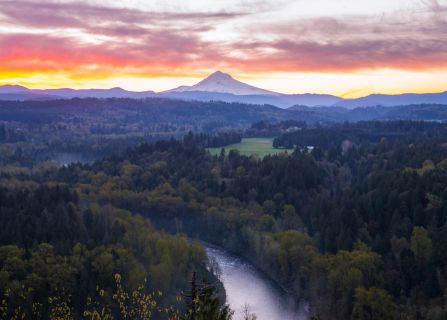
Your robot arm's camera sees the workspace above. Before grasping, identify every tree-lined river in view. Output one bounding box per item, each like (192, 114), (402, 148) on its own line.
(205, 245), (309, 320)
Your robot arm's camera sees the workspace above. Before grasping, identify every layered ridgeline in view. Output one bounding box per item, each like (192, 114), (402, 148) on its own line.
(1, 121), (447, 319)
(2, 71), (447, 108)
(0, 72), (341, 107)
(2, 98), (447, 168)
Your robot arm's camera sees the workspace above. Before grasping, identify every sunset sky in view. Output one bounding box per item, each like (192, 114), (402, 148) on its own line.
(1, 0), (446, 98)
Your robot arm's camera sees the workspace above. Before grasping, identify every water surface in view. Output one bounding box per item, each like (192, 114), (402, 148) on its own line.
(205, 245), (309, 320)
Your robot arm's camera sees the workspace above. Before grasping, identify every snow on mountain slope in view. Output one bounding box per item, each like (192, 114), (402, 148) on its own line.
(166, 71), (280, 96)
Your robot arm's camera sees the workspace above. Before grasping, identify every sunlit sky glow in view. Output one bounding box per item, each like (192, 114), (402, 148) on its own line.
(1, 0), (446, 97)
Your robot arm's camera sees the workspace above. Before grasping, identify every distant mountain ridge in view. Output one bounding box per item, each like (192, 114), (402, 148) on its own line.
(35, 87), (156, 99)
(158, 91), (341, 108)
(0, 85), (156, 100)
(1, 71), (447, 108)
(334, 92), (447, 108)
(0, 85), (29, 94)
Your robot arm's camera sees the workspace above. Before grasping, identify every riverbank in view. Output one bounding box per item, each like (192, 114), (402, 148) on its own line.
(204, 243), (309, 320)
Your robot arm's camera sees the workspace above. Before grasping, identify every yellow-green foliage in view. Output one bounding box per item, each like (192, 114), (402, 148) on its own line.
(352, 287), (398, 320)
(0, 273), (184, 320)
(404, 159), (436, 176)
(311, 242), (382, 319)
(0, 205), (206, 320)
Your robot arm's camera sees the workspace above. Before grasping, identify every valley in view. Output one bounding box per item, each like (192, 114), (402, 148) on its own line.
(1, 1), (447, 318)
(2, 118), (447, 319)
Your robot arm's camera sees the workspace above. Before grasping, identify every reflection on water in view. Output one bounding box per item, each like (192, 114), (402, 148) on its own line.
(206, 246), (309, 320)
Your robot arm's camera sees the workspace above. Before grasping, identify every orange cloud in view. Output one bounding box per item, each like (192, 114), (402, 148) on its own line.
(0, 0), (446, 93)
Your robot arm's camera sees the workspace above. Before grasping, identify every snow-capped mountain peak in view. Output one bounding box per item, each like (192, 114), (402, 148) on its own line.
(166, 71), (280, 96)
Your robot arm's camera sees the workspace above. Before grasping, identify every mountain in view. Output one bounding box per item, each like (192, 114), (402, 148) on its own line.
(0, 85), (29, 94)
(2, 73), (446, 109)
(162, 71), (342, 108)
(335, 92), (447, 108)
(0, 85), (60, 101)
(0, 85), (156, 100)
(0, 74), (342, 107)
(165, 71), (279, 96)
(36, 87), (156, 99)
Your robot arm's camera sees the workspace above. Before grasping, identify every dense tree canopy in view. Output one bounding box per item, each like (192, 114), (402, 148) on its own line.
(1, 120), (447, 319)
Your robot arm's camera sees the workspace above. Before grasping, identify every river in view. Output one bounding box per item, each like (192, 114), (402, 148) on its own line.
(205, 245), (309, 320)
(54, 154), (308, 319)
(49, 152), (308, 318)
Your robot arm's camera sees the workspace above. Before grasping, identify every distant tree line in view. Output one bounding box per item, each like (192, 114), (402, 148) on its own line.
(193, 132), (242, 148)
(245, 120), (307, 137)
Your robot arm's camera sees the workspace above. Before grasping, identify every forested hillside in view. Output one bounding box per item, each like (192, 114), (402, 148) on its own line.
(1, 98), (447, 167)
(0, 185), (225, 319)
(1, 121), (447, 319)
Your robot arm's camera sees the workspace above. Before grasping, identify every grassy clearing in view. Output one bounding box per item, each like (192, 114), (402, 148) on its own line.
(207, 138), (294, 158)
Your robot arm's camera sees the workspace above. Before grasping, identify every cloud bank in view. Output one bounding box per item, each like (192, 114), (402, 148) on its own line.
(0, 0), (446, 92)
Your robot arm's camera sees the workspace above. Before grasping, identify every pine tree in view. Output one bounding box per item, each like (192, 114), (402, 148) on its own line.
(184, 272), (233, 320)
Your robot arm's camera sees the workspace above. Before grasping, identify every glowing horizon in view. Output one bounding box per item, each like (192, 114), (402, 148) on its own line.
(1, 0), (447, 98)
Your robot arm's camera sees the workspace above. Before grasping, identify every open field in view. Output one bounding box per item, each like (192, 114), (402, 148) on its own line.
(207, 138), (294, 158)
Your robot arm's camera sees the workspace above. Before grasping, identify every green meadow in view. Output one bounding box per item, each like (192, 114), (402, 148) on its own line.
(207, 138), (294, 158)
